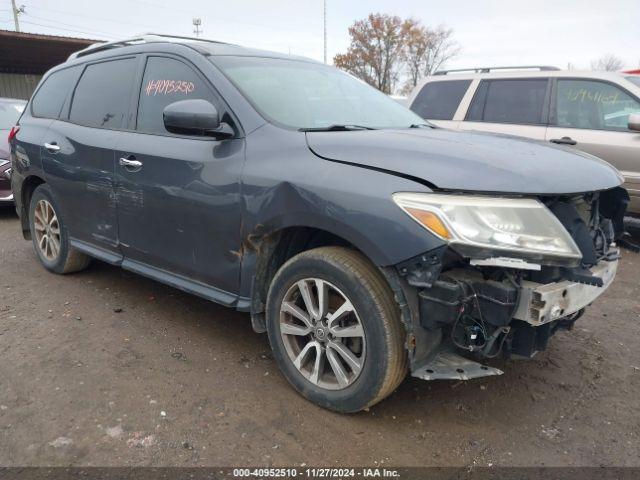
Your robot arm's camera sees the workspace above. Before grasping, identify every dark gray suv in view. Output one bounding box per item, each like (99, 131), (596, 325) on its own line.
(9, 34), (628, 412)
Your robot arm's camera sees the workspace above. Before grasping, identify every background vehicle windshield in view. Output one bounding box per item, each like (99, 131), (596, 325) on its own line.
(214, 56), (426, 130)
(626, 76), (640, 88)
(0, 101), (25, 129)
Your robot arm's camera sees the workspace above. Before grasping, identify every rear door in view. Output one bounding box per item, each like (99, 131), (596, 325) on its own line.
(12, 68), (80, 207)
(42, 56), (138, 256)
(546, 78), (640, 212)
(460, 78), (550, 140)
(408, 79), (472, 129)
(114, 54), (245, 296)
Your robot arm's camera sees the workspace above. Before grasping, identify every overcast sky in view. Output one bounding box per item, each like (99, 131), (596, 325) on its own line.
(2, 0), (638, 71)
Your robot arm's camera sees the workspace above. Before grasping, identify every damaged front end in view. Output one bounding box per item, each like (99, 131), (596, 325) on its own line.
(390, 187), (628, 381)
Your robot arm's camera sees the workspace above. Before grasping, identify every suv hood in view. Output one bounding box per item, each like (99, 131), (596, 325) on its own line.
(306, 128), (623, 195)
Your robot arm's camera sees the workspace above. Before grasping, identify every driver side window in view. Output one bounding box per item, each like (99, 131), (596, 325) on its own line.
(556, 79), (640, 131)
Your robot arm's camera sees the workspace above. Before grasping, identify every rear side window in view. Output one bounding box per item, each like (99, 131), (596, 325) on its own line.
(70, 58), (137, 129)
(136, 56), (216, 135)
(31, 67), (79, 119)
(410, 80), (471, 120)
(466, 79), (548, 125)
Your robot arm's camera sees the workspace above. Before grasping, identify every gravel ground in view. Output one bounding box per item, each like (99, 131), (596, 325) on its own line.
(0, 206), (639, 467)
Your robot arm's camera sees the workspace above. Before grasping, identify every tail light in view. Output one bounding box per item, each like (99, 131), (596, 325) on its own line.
(8, 126), (20, 143)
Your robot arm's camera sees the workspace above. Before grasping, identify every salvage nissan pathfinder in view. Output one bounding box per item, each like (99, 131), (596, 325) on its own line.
(8, 34), (628, 412)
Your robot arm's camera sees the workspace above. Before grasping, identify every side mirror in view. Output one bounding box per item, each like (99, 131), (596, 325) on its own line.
(163, 99), (234, 139)
(628, 113), (640, 132)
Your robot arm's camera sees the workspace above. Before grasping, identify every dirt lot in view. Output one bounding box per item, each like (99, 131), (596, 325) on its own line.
(0, 206), (639, 468)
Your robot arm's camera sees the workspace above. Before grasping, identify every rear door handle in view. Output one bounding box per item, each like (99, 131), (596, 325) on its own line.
(550, 136), (577, 146)
(44, 142), (60, 153)
(119, 157), (143, 169)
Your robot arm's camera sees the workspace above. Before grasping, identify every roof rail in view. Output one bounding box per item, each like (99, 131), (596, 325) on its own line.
(433, 65), (560, 75)
(67, 33), (233, 60)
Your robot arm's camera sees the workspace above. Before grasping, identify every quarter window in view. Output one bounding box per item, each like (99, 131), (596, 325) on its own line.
(410, 80), (471, 120)
(136, 57), (216, 135)
(556, 79), (640, 131)
(31, 67), (79, 119)
(69, 58), (137, 129)
(467, 79), (548, 125)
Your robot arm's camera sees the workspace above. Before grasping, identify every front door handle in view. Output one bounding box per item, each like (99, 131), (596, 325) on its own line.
(44, 142), (60, 153)
(119, 157), (143, 169)
(550, 136), (577, 146)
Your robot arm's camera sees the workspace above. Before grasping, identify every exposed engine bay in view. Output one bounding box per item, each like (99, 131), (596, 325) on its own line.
(394, 187), (629, 381)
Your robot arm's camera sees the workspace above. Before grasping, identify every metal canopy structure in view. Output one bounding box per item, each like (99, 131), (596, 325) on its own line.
(0, 30), (99, 74)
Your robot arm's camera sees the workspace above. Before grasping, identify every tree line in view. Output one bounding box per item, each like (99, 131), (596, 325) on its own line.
(333, 14), (636, 95)
(333, 13), (459, 95)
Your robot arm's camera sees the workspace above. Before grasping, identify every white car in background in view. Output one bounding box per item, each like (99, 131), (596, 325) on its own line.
(407, 66), (640, 215)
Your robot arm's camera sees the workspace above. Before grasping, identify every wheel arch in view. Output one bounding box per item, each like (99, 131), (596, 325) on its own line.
(245, 223), (372, 333)
(18, 174), (46, 239)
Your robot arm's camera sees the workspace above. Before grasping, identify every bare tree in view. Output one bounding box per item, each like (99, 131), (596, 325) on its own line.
(402, 24), (459, 92)
(334, 13), (410, 94)
(591, 53), (625, 71)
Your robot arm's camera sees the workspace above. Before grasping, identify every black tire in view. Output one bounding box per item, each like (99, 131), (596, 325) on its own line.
(29, 184), (90, 274)
(266, 246), (407, 413)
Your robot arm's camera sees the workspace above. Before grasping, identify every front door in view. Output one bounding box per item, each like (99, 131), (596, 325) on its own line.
(546, 78), (640, 212)
(115, 55), (244, 296)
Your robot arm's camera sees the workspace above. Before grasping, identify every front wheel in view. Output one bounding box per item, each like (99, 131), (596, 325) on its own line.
(266, 246), (407, 412)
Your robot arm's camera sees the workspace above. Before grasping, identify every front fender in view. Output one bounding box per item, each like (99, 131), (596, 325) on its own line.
(238, 126), (446, 298)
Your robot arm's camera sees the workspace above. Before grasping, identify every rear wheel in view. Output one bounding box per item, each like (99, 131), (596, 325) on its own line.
(266, 246), (407, 412)
(29, 184), (90, 274)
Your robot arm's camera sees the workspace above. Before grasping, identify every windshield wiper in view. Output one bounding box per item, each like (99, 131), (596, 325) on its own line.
(299, 124), (376, 132)
(409, 123), (436, 129)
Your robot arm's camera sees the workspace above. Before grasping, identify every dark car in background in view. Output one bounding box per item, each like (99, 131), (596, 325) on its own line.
(8, 35), (628, 412)
(1, 98), (26, 204)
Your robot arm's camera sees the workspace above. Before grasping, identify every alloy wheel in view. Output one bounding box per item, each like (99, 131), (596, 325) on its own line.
(33, 199), (61, 261)
(279, 278), (366, 390)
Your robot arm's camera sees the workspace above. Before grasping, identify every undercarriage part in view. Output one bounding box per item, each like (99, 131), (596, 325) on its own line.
(411, 349), (503, 381)
(418, 269), (518, 329)
(506, 313), (580, 358)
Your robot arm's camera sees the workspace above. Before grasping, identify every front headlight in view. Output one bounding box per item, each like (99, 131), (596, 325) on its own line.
(393, 192), (582, 264)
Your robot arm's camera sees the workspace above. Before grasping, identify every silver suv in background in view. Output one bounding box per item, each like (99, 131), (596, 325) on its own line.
(407, 67), (640, 215)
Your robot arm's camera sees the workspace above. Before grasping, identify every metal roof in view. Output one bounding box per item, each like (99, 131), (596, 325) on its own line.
(0, 30), (99, 74)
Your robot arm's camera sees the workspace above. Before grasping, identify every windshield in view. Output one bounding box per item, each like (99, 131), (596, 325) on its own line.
(626, 76), (640, 88)
(0, 101), (25, 129)
(214, 56), (426, 130)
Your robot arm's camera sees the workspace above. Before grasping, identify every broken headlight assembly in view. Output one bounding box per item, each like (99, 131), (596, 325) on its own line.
(393, 193), (582, 266)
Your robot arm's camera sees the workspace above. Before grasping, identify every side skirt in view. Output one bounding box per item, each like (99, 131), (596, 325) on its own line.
(70, 238), (251, 311)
